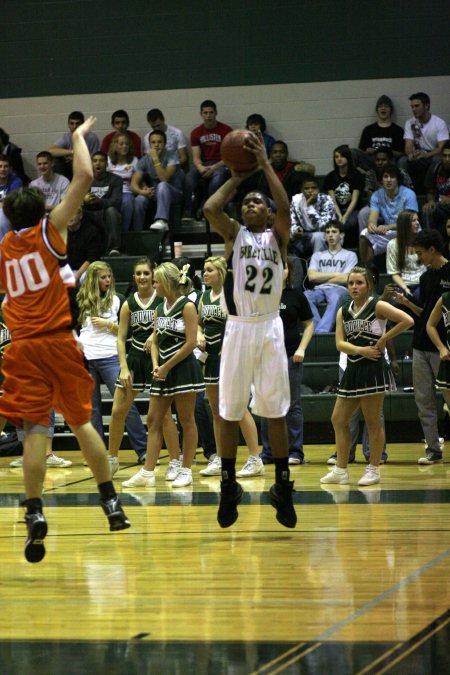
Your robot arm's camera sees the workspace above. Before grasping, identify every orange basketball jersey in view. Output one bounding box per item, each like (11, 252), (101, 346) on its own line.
(0, 216), (76, 340)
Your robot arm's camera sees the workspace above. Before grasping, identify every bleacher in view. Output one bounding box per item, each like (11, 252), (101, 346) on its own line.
(51, 197), (443, 450)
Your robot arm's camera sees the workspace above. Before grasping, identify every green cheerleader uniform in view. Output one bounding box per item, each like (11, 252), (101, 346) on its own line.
(199, 289), (226, 384)
(117, 291), (163, 391)
(338, 296), (396, 398)
(151, 296), (204, 397)
(436, 291), (450, 389)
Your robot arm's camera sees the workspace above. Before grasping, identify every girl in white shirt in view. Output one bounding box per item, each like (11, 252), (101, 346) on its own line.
(108, 133), (138, 232)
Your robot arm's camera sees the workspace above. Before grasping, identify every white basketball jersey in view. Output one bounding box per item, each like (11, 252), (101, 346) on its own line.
(223, 226), (283, 316)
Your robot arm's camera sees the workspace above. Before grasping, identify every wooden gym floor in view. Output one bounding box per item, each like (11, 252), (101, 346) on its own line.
(0, 443), (449, 674)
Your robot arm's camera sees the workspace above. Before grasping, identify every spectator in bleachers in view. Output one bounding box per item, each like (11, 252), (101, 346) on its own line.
(304, 222), (357, 333)
(386, 209), (426, 301)
(353, 95), (404, 171)
(67, 208), (104, 283)
(0, 154), (22, 240)
(324, 145), (363, 247)
(246, 113), (275, 157)
(398, 92), (449, 193)
(182, 99), (232, 223)
(29, 151), (69, 211)
(364, 146), (413, 199)
(107, 133), (138, 233)
(392, 229), (450, 464)
(289, 175), (336, 257)
(235, 141), (302, 212)
(423, 141), (450, 235)
(131, 129), (184, 232)
(83, 151), (122, 255)
(49, 111), (100, 180)
(269, 141), (302, 199)
(143, 108), (188, 170)
(0, 128), (29, 184)
(359, 165), (418, 263)
(101, 109), (141, 158)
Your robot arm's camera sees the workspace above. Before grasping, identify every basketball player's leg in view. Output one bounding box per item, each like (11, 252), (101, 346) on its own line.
(206, 384), (222, 455)
(217, 417), (243, 529)
(21, 424), (49, 563)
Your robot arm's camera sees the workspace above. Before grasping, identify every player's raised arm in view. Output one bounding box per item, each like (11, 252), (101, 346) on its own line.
(244, 132), (290, 246)
(49, 116), (96, 237)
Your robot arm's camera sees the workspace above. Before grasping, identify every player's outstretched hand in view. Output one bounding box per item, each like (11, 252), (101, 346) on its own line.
(73, 115), (97, 138)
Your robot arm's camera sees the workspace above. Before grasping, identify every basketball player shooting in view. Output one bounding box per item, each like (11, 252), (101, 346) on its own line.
(203, 131), (297, 529)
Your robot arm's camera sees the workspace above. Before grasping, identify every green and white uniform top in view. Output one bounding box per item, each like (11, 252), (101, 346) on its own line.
(342, 297), (387, 363)
(338, 296), (396, 398)
(128, 290), (163, 353)
(199, 289), (226, 357)
(151, 295), (204, 397)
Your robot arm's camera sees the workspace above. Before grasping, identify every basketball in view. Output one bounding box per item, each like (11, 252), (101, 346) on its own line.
(221, 129), (258, 173)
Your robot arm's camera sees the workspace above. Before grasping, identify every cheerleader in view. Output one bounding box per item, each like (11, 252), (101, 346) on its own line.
(321, 266), (413, 486)
(123, 263), (204, 488)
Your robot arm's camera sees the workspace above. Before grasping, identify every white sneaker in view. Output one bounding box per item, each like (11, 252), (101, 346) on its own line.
(172, 467), (193, 488)
(122, 468), (155, 488)
(46, 453), (73, 467)
(108, 456), (119, 476)
(320, 467), (350, 484)
(150, 219), (168, 231)
(358, 464), (380, 486)
(9, 456), (23, 467)
(165, 459), (181, 481)
(199, 455), (222, 476)
(236, 455), (265, 477)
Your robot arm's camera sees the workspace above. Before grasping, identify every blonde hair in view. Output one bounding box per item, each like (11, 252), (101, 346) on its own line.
(108, 132), (134, 164)
(347, 265), (376, 295)
(204, 256), (227, 286)
(295, 161), (316, 175)
(76, 261), (116, 325)
(154, 262), (193, 296)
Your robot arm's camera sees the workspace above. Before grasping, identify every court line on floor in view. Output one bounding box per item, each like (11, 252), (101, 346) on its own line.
(253, 545), (450, 674)
(315, 545), (450, 641)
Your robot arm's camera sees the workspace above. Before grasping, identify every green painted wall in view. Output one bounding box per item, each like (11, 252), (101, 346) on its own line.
(3, 0), (449, 99)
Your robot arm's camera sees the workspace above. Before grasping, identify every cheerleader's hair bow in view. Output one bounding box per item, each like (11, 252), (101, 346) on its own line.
(179, 264), (190, 284)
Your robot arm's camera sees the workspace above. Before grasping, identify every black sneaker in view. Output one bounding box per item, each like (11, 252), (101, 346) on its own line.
(101, 497), (131, 531)
(24, 512), (48, 563)
(269, 481), (297, 529)
(217, 481), (243, 528)
(418, 450), (443, 465)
